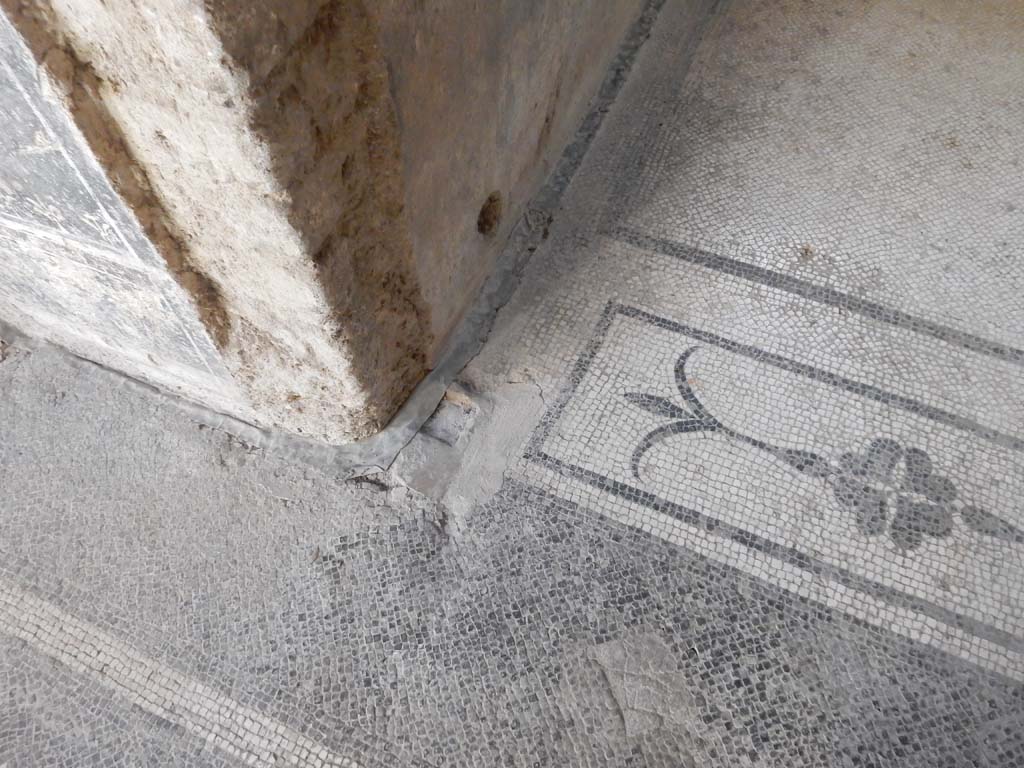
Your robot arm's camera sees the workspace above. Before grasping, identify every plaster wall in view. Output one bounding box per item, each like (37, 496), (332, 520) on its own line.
(370, 0), (647, 352)
(0, 0), (646, 439)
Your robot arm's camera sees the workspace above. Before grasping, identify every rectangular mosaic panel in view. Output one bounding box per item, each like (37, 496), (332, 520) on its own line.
(526, 302), (1024, 679)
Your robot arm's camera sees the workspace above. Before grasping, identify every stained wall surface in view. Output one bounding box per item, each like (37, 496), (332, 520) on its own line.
(2, 0), (429, 441)
(0, 10), (243, 418)
(369, 0), (647, 351)
(0, 0), (647, 439)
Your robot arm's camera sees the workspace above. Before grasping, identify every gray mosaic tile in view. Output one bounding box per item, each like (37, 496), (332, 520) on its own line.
(0, 636), (240, 768)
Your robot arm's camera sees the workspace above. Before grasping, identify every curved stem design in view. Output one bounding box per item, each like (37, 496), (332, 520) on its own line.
(623, 346), (1021, 549)
(628, 346), (827, 480)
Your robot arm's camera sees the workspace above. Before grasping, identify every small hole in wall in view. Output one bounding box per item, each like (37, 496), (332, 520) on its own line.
(477, 192), (503, 236)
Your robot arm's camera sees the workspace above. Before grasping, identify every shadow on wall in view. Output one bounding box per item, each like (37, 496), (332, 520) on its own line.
(0, 0), (649, 443)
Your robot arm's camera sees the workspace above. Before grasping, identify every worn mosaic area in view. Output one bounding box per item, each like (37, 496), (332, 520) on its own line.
(481, 0), (1024, 755)
(2, 0), (1024, 766)
(3, 345), (1023, 767)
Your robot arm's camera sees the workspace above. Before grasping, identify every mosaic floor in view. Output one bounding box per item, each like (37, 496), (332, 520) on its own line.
(3, 0), (1024, 766)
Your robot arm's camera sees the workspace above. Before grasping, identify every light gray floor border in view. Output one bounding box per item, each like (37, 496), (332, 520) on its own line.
(1, 0), (723, 479)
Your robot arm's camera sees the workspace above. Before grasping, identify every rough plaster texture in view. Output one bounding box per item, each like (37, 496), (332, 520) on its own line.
(0, 0), (645, 441)
(0, 10), (246, 422)
(1, 0), (431, 442)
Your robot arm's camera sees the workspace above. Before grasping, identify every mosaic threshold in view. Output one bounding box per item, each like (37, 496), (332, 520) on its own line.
(3, 0), (1024, 766)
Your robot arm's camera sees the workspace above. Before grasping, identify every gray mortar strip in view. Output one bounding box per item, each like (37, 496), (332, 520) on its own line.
(0, 0), (715, 479)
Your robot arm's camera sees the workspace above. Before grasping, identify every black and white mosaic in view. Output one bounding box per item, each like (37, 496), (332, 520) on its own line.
(524, 302), (1024, 678)
(3, 0), (1024, 766)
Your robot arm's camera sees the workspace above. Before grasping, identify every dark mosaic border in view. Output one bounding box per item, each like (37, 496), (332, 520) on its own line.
(610, 227), (1024, 367)
(524, 301), (1024, 656)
